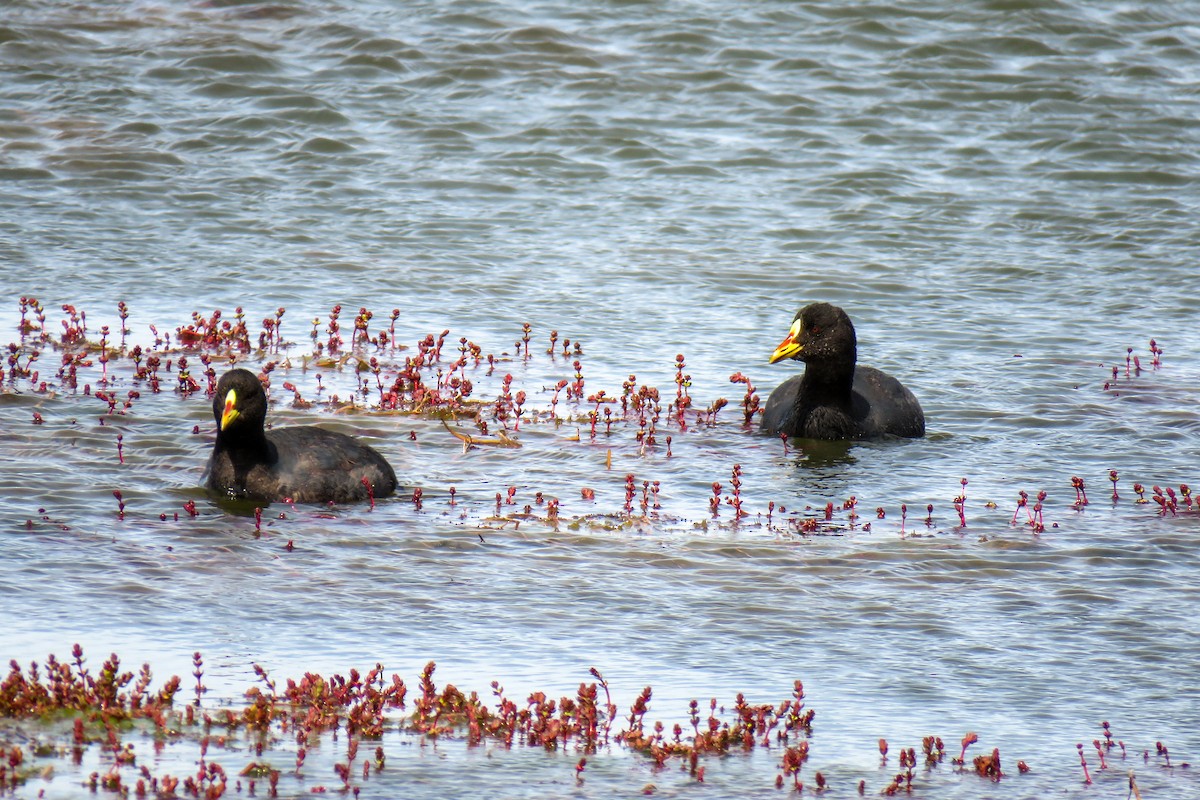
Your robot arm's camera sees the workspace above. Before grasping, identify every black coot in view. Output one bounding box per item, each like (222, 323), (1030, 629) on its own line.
(205, 368), (397, 503)
(761, 303), (925, 440)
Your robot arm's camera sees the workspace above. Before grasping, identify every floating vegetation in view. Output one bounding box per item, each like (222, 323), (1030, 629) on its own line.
(3, 298), (1192, 536)
(0, 647), (1190, 797)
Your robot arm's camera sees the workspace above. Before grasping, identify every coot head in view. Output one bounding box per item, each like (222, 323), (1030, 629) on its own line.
(213, 368), (269, 438)
(768, 302), (856, 370)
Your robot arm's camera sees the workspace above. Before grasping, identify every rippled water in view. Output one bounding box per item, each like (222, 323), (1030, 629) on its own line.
(3, 0), (1200, 797)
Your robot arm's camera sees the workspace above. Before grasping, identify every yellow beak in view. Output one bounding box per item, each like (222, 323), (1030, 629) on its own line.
(220, 389), (240, 430)
(768, 320), (804, 364)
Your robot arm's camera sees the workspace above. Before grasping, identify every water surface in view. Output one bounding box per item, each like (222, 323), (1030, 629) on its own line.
(2, 0), (1200, 796)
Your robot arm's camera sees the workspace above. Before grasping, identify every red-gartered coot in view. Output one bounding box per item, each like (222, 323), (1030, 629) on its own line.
(204, 368), (397, 503)
(761, 303), (925, 440)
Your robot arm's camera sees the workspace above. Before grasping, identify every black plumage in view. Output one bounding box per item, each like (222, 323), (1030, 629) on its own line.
(205, 368), (397, 503)
(761, 303), (925, 440)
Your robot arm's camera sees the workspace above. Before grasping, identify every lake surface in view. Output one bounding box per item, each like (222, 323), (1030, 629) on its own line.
(2, 0), (1200, 797)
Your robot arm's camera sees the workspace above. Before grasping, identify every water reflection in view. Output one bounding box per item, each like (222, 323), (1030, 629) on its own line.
(788, 438), (857, 467)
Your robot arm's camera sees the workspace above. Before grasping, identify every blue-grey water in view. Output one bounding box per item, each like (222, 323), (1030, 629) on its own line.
(3, 1), (1200, 797)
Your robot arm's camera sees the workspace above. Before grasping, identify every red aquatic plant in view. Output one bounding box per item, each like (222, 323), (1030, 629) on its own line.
(955, 732), (978, 764)
(1011, 491), (1030, 525)
(1071, 476), (1088, 507)
(361, 477), (376, 510)
(568, 360), (585, 401)
(973, 747), (1003, 779)
(729, 464), (745, 518)
(1077, 743), (1091, 784)
(192, 652), (206, 706)
(728, 372), (760, 425)
(954, 478), (968, 527)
